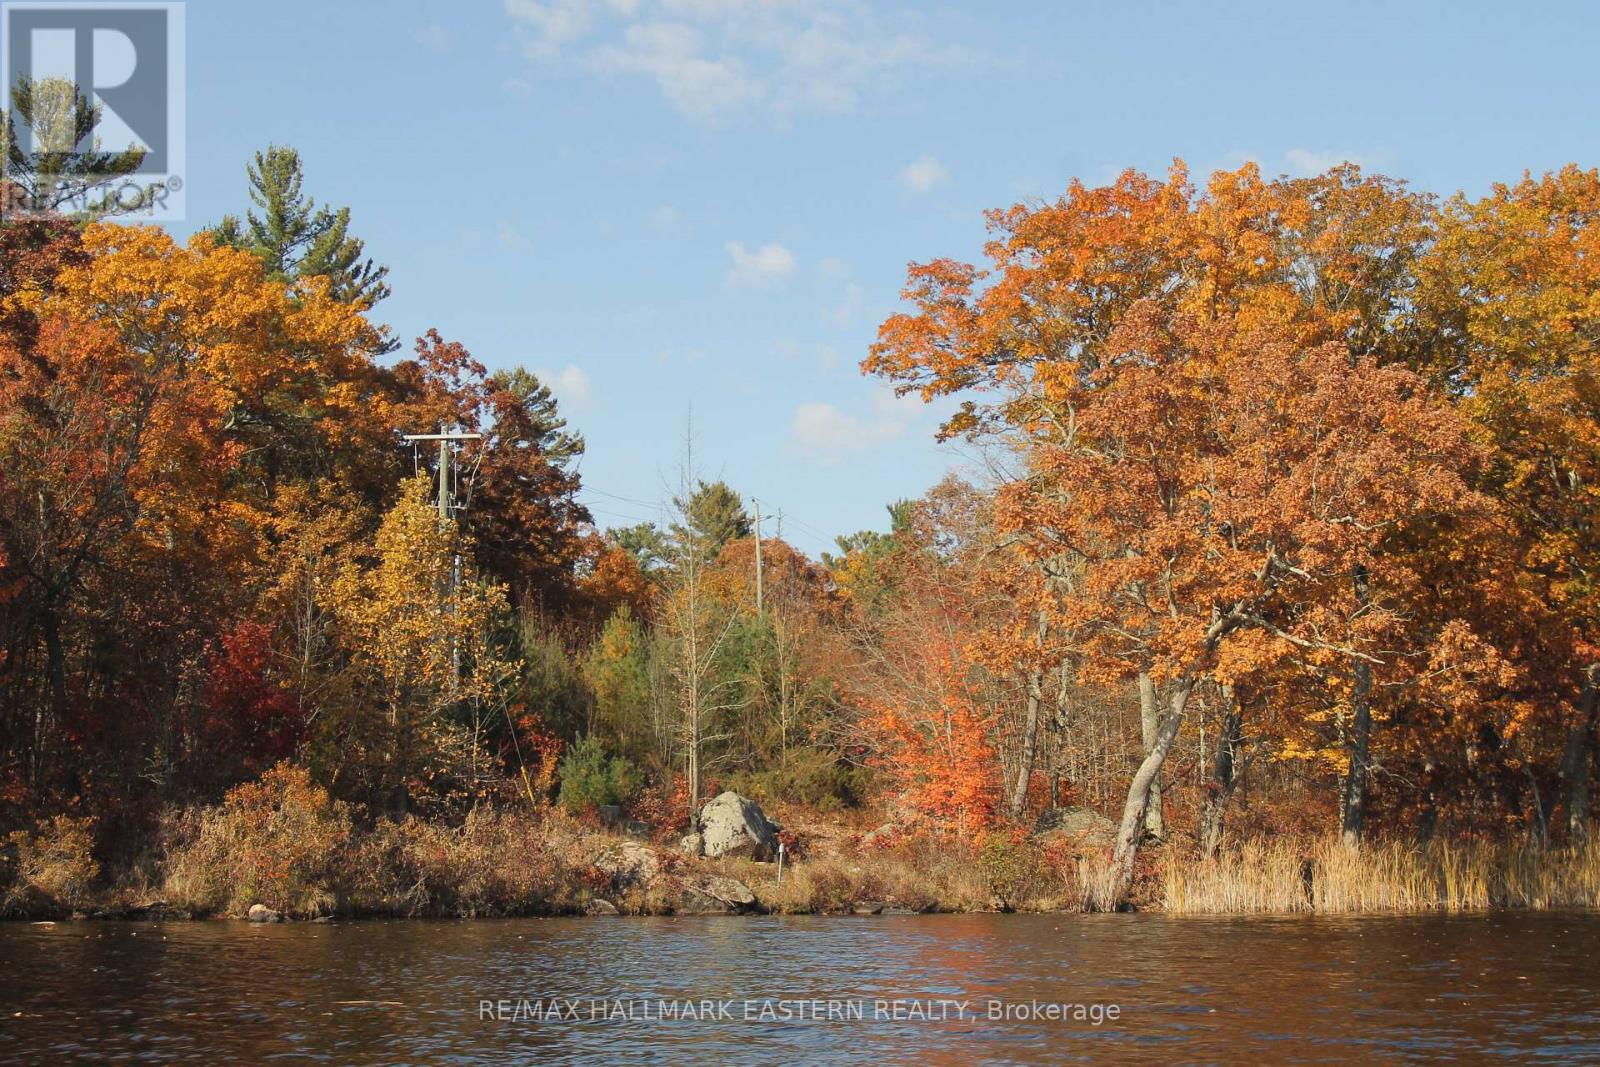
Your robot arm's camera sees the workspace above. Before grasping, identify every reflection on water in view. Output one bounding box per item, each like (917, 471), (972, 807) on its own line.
(3, 911), (1599, 1063)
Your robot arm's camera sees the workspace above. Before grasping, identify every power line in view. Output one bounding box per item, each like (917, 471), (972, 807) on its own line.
(584, 486), (668, 510)
(583, 482), (848, 552)
(585, 504), (665, 526)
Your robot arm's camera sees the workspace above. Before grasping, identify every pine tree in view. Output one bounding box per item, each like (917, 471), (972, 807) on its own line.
(487, 367), (584, 468)
(2, 77), (145, 218)
(670, 480), (752, 563)
(211, 144), (391, 310)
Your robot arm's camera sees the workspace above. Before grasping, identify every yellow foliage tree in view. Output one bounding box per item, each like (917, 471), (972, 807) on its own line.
(321, 474), (519, 808)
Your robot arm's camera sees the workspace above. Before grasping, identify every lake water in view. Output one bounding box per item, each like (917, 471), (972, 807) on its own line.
(4, 912), (1599, 1064)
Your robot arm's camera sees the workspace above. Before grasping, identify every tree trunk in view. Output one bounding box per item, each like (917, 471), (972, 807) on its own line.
(1560, 665), (1600, 840)
(1009, 666), (1043, 818)
(1340, 567), (1374, 850)
(1008, 610), (1050, 819)
(33, 606), (68, 787)
(1107, 679), (1192, 907)
(1417, 755), (1439, 844)
(1137, 672), (1164, 839)
(1199, 685), (1244, 860)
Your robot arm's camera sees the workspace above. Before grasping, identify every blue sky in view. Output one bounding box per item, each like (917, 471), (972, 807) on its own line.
(165, 0), (1600, 557)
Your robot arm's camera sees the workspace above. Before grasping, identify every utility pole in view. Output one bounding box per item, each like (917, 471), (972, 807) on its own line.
(754, 499), (764, 616)
(400, 427), (483, 527)
(400, 427), (483, 686)
(438, 435), (450, 525)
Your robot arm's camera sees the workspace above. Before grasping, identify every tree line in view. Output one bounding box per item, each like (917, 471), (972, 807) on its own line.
(2, 90), (1597, 908)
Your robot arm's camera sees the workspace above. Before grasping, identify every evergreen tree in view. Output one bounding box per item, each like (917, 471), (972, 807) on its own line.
(670, 480), (751, 562)
(610, 523), (673, 578)
(211, 144), (391, 310)
(2, 77), (145, 218)
(487, 367), (584, 468)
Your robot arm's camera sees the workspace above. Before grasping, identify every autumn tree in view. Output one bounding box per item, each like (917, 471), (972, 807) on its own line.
(824, 500), (913, 619)
(853, 529), (1004, 837)
(1418, 167), (1600, 837)
(868, 164), (1502, 902)
(389, 332), (592, 612)
(320, 475), (519, 811)
(0, 222), (380, 815)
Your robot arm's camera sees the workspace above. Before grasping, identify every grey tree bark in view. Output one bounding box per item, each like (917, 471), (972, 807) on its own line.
(1560, 665), (1599, 839)
(1106, 678), (1193, 907)
(1340, 566), (1374, 850)
(1007, 610), (1050, 818)
(1199, 684), (1245, 860)
(1137, 672), (1165, 839)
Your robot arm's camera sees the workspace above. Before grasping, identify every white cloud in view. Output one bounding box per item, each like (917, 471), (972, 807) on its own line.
(591, 21), (761, 121)
(1283, 148), (1370, 177)
(505, 0), (597, 58)
(724, 240), (796, 289)
(648, 204), (681, 230)
(816, 256), (849, 282)
(790, 388), (919, 456)
(505, 0), (968, 122)
(899, 154), (949, 193)
(539, 363), (593, 406)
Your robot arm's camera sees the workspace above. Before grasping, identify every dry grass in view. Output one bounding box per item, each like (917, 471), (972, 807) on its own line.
(162, 764), (353, 916)
(727, 831), (1096, 915)
(26, 769), (1598, 922)
(343, 807), (592, 917)
(161, 766), (600, 918)
(1164, 836), (1600, 914)
(2, 815), (100, 915)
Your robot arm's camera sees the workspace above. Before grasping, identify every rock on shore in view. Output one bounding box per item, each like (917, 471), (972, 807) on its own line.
(695, 792), (780, 861)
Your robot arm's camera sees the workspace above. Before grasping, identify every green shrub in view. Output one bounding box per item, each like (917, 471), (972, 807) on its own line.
(725, 751), (871, 812)
(979, 832), (1049, 911)
(557, 737), (642, 815)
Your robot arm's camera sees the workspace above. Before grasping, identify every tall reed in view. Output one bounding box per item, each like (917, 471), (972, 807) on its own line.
(1164, 836), (1600, 914)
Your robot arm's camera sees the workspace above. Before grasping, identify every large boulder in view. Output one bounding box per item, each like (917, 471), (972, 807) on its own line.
(1032, 806), (1117, 848)
(594, 841), (661, 890)
(246, 903), (283, 923)
(697, 792), (780, 861)
(677, 875), (759, 914)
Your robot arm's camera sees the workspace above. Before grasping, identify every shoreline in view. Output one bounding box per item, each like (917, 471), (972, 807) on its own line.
(10, 782), (1599, 923)
(10, 828), (1600, 924)
(14, 901), (1600, 924)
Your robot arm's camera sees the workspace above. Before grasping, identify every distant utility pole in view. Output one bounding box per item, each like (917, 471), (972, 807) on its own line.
(401, 427), (483, 528)
(754, 499), (764, 615)
(400, 427), (483, 685)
